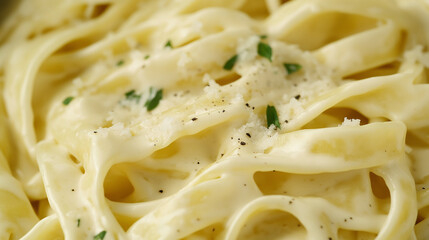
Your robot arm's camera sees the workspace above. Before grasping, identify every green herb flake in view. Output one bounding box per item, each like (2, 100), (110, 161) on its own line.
(62, 96), (74, 105)
(145, 87), (163, 111)
(164, 40), (173, 48)
(257, 42), (272, 62)
(266, 105), (281, 129)
(125, 90), (141, 102)
(93, 230), (106, 240)
(77, 219), (81, 227)
(260, 34), (268, 39)
(284, 63), (302, 74)
(125, 90), (136, 98)
(223, 54), (238, 70)
(116, 60), (124, 66)
(144, 55), (150, 59)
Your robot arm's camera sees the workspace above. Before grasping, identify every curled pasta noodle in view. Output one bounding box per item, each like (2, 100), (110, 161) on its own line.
(1, 0), (429, 239)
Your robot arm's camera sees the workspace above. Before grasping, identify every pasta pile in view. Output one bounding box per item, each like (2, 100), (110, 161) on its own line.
(1, 0), (429, 239)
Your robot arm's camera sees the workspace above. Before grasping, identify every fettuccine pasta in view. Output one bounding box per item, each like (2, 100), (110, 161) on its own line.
(1, 0), (429, 239)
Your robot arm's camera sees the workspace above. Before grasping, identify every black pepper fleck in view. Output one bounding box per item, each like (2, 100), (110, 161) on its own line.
(246, 133), (251, 138)
(191, 117), (198, 121)
(294, 94), (301, 100)
(240, 141), (246, 145)
(159, 190), (164, 193)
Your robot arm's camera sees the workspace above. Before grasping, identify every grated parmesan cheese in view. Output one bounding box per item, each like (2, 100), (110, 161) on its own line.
(340, 117), (361, 127)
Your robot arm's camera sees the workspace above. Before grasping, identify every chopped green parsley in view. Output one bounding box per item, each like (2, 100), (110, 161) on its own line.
(284, 63), (302, 74)
(266, 105), (281, 129)
(62, 96), (74, 105)
(164, 40), (173, 48)
(223, 54), (238, 70)
(77, 219), (80, 227)
(257, 42), (272, 62)
(116, 60), (124, 66)
(93, 230), (106, 240)
(145, 87), (163, 111)
(125, 89), (141, 102)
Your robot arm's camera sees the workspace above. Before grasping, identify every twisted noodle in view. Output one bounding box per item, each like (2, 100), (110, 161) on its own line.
(1, 0), (429, 239)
